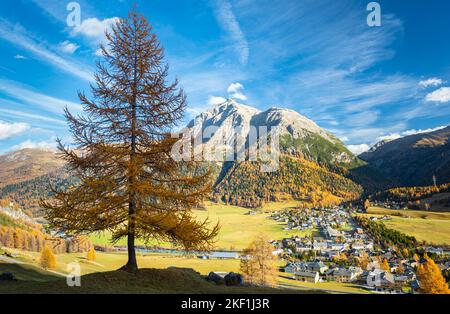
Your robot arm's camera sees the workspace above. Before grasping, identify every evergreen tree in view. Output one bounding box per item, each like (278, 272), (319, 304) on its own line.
(41, 12), (218, 272)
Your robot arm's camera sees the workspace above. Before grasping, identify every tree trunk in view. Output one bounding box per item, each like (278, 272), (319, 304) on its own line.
(122, 38), (139, 273)
(122, 214), (138, 272)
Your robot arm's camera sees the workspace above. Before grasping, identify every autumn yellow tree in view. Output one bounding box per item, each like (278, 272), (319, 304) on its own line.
(40, 12), (219, 272)
(356, 252), (370, 270)
(40, 245), (56, 270)
(402, 248), (409, 258)
(363, 199), (370, 211)
(380, 259), (391, 272)
(416, 255), (449, 294)
(87, 247), (96, 262)
(240, 234), (277, 287)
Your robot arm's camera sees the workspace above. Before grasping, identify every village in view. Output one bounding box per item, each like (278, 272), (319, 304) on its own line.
(269, 206), (450, 294)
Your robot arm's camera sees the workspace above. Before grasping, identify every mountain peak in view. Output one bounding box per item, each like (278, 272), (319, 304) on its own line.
(213, 99), (261, 115)
(185, 101), (357, 165)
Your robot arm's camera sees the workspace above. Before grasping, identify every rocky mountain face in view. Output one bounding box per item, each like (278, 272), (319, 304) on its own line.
(186, 100), (359, 166)
(359, 126), (450, 186)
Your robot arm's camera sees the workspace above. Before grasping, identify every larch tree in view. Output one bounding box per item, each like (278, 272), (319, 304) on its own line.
(40, 245), (57, 270)
(416, 255), (449, 294)
(87, 247), (96, 262)
(41, 12), (219, 272)
(240, 234), (277, 287)
(380, 259), (391, 273)
(363, 199), (370, 212)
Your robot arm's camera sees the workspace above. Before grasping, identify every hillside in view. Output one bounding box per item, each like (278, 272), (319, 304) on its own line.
(186, 100), (366, 207)
(0, 265), (309, 294)
(371, 183), (450, 211)
(213, 155), (362, 208)
(0, 169), (76, 216)
(0, 148), (64, 188)
(360, 126), (450, 186)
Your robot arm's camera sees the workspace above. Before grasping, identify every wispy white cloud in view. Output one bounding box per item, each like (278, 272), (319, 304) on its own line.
(208, 96), (227, 106)
(0, 101), (66, 125)
(347, 144), (370, 155)
(213, 0), (249, 65)
(14, 54), (27, 60)
(58, 40), (79, 54)
(72, 17), (119, 55)
(73, 17), (119, 40)
(425, 87), (450, 103)
(227, 1), (427, 145)
(419, 78), (443, 88)
(227, 82), (247, 100)
(0, 79), (81, 114)
(0, 19), (93, 81)
(11, 139), (57, 151)
(0, 120), (29, 140)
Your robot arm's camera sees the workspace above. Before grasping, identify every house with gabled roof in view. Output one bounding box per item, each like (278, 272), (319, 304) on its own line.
(294, 270), (320, 283)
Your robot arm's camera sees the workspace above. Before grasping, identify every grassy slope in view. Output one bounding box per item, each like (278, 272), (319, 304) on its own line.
(0, 202), (369, 293)
(90, 202), (313, 250)
(0, 263), (61, 282)
(194, 203), (313, 250)
(3, 249), (242, 276)
(360, 207), (450, 245)
(0, 249), (368, 294)
(0, 266), (309, 294)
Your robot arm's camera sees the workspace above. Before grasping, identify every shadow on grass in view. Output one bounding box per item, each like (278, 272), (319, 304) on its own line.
(0, 266), (318, 294)
(0, 263), (61, 282)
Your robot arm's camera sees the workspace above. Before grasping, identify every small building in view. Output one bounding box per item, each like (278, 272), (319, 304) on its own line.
(205, 252), (239, 259)
(313, 241), (328, 251)
(295, 270), (320, 283)
(307, 261), (329, 274)
(365, 269), (396, 288)
(426, 247), (444, 255)
(284, 262), (307, 274)
(325, 267), (362, 282)
(295, 244), (312, 253)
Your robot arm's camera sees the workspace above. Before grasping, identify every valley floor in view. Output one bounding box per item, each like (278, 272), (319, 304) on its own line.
(0, 248), (369, 294)
(4, 202), (449, 294)
(90, 201), (311, 250)
(360, 206), (450, 245)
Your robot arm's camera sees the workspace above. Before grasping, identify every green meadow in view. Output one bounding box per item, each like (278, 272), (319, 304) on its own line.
(360, 206), (450, 245)
(90, 202), (313, 250)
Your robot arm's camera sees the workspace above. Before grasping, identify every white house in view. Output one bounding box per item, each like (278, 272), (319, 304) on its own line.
(365, 269), (395, 288)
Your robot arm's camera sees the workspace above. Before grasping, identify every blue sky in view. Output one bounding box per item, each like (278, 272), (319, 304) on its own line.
(0, 0), (450, 154)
